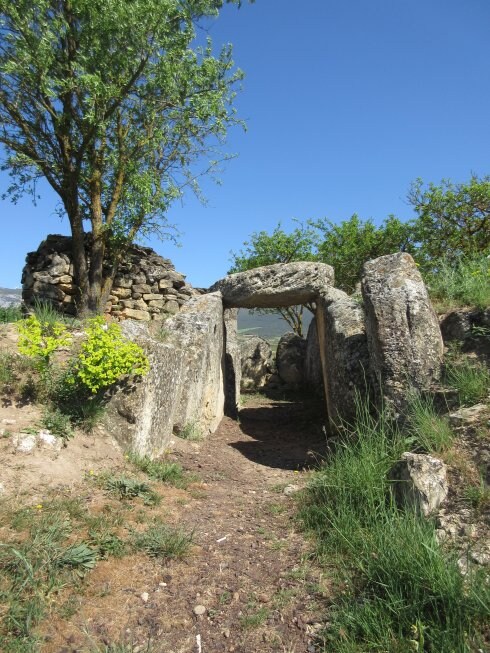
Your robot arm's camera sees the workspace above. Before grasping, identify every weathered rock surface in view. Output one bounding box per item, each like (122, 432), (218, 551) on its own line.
(316, 288), (370, 426)
(240, 336), (273, 391)
(304, 318), (323, 391)
(276, 333), (306, 386)
(210, 262), (334, 309)
(449, 404), (489, 428)
(390, 452), (448, 517)
(105, 293), (225, 456)
(224, 308), (241, 418)
(440, 308), (490, 342)
(362, 253), (443, 412)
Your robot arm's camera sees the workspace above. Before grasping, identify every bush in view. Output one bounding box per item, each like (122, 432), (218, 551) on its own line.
(74, 317), (149, 393)
(17, 315), (72, 371)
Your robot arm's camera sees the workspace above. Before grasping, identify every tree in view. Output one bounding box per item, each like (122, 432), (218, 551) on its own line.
(408, 175), (490, 269)
(229, 222), (318, 337)
(312, 214), (416, 293)
(0, 0), (248, 314)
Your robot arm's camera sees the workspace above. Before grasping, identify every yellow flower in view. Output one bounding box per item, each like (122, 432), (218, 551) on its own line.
(35, 504), (43, 510)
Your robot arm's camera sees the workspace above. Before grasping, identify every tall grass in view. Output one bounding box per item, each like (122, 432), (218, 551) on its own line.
(425, 255), (490, 311)
(405, 392), (454, 453)
(0, 305), (23, 323)
(300, 399), (490, 652)
(445, 358), (490, 406)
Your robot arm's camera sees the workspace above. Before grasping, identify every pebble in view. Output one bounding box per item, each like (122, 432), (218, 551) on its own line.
(140, 592), (149, 603)
(223, 629), (230, 638)
(283, 484), (300, 496)
(193, 605), (206, 616)
(2, 419), (16, 425)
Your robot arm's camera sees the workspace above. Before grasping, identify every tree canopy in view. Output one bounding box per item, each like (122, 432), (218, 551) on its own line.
(313, 214), (416, 293)
(408, 175), (490, 268)
(229, 222), (318, 336)
(0, 0), (248, 313)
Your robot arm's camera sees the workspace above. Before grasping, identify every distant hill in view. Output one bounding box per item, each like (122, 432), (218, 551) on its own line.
(238, 308), (313, 343)
(0, 288), (21, 308)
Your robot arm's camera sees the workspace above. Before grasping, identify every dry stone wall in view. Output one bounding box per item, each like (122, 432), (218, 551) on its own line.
(22, 234), (196, 320)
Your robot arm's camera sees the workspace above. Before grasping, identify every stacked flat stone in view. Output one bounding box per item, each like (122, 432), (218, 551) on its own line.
(22, 234), (195, 320)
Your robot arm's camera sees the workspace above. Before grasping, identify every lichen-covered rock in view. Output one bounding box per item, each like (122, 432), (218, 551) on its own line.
(390, 452), (448, 517)
(105, 293), (224, 457)
(361, 253), (443, 413)
(316, 288), (370, 426)
(224, 308), (241, 418)
(304, 317), (323, 391)
(276, 332), (306, 386)
(210, 262), (334, 308)
(240, 336), (273, 391)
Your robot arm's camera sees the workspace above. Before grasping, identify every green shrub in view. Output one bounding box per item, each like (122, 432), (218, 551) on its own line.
(74, 317), (149, 393)
(17, 315), (72, 372)
(425, 255), (490, 311)
(445, 358), (490, 406)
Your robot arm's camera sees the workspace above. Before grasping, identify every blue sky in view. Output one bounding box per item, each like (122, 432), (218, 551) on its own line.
(1, 0), (489, 288)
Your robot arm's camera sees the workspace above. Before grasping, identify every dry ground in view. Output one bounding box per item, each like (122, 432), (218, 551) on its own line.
(1, 384), (330, 653)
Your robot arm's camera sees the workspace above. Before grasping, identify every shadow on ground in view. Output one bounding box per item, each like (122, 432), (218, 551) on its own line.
(229, 397), (327, 470)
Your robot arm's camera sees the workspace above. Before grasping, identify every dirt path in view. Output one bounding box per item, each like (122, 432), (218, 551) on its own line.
(4, 393), (329, 653)
(159, 395), (329, 652)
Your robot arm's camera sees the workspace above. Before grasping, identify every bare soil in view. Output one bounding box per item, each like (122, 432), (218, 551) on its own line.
(1, 386), (330, 653)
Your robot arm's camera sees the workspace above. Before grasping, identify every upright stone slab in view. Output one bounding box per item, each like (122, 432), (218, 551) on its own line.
(210, 262), (334, 308)
(304, 317), (323, 392)
(240, 336), (273, 391)
(166, 293), (225, 437)
(105, 293), (224, 457)
(276, 332), (307, 385)
(224, 308), (241, 418)
(316, 288), (370, 426)
(361, 253), (443, 413)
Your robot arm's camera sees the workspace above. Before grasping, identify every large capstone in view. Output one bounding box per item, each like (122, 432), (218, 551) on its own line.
(210, 262), (334, 308)
(361, 253), (443, 413)
(316, 288), (370, 426)
(105, 293), (224, 457)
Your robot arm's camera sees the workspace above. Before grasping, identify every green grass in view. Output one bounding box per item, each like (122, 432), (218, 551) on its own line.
(425, 255), (490, 311)
(299, 398), (490, 653)
(445, 358), (490, 406)
(405, 392), (454, 453)
(131, 522), (193, 560)
(176, 421), (203, 441)
(0, 305), (23, 323)
(32, 298), (81, 327)
(40, 407), (74, 441)
(127, 452), (195, 489)
(103, 475), (160, 506)
(0, 503), (98, 651)
(239, 604), (270, 630)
